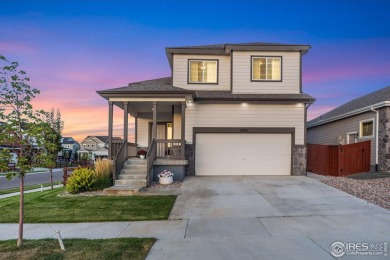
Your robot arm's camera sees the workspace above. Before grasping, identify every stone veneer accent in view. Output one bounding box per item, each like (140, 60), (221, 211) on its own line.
(292, 145), (307, 176)
(378, 107), (390, 171)
(185, 143), (306, 176)
(185, 144), (195, 176)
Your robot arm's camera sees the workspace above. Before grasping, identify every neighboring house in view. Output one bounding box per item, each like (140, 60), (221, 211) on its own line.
(78, 136), (120, 160)
(307, 86), (390, 172)
(59, 137), (80, 160)
(97, 42), (315, 178)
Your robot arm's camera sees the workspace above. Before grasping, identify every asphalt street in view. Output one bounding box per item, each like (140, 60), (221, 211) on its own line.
(0, 169), (64, 190)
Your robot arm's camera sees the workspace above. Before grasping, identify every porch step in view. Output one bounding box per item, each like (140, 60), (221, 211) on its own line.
(104, 158), (147, 195)
(120, 169), (146, 175)
(125, 158), (147, 165)
(115, 179), (147, 186)
(103, 185), (144, 196)
(123, 164), (147, 170)
(118, 174), (145, 180)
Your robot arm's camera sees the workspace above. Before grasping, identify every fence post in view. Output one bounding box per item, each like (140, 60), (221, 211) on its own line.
(338, 145), (343, 176)
(63, 168), (68, 186)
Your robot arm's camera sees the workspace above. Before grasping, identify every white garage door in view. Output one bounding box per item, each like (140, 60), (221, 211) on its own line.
(195, 133), (291, 176)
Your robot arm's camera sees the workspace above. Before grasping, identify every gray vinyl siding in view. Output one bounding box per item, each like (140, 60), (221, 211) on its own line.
(172, 54), (230, 90)
(185, 103), (305, 145)
(307, 112), (376, 166)
(232, 51), (300, 94)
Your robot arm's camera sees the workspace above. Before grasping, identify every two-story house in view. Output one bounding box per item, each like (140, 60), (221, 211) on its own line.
(97, 42), (315, 187)
(78, 136), (112, 160)
(59, 137), (80, 160)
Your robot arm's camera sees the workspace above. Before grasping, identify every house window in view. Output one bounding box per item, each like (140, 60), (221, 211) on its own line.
(188, 60), (218, 84)
(251, 56), (282, 81)
(360, 119), (374, 138)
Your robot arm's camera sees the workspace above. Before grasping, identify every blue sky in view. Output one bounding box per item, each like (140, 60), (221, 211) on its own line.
(1, 0), (389, 141)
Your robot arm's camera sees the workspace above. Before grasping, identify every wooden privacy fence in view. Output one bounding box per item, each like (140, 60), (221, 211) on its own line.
(307, 141), (371, 176)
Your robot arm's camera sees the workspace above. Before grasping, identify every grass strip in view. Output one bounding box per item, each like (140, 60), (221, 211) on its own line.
(0, 238), (155, 260)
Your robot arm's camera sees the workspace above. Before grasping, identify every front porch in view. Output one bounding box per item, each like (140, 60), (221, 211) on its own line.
(107, 98), (189, 189)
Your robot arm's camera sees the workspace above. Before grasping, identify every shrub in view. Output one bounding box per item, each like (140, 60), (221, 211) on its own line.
(66, 167), (96, 194)
(94, 158), (113, 189)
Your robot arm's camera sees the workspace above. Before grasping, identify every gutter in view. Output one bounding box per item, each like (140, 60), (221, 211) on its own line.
(371, 107), (379, 172)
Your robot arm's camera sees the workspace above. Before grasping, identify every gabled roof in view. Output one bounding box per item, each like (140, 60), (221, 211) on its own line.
(165, 42), (311, 68)
(308, 85), (390, 128)
(97, 77), (314, 103)
(81, 136), (108, 144)
(62, 137), (77, 145)
(94, 136), (109, 143)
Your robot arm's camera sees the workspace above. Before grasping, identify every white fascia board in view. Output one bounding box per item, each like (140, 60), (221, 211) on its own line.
(109, 97), (186, 102)
(308, 101), (390, 128)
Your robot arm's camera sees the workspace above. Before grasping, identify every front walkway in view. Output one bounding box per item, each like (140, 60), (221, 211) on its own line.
(0, 176), (389, 259)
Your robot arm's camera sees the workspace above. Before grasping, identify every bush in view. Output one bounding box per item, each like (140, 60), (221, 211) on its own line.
(94, 159), (113, 190)
(66, 167), (96, 194)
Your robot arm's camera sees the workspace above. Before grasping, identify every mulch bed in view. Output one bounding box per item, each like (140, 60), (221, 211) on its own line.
(58, 181), (183, 197)
(149, 181), (182, 189)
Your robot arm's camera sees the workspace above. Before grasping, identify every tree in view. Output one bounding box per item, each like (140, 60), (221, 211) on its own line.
(0, 55), (46, 247)
(37, 108), (63, 189)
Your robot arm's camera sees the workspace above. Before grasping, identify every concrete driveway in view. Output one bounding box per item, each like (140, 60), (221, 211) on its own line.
(147, 176), (390, 260)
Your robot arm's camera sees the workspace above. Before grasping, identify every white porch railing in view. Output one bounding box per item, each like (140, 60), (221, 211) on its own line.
(156, 139), (184, 159)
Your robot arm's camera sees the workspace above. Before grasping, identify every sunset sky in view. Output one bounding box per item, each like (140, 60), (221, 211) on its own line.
(1, 0), (389, 143)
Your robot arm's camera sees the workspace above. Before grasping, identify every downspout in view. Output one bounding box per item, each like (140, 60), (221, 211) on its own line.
(370, 107), (379, 172)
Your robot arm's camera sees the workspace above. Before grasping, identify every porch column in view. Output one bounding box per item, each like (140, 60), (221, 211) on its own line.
(152, 101), (157, 141)
(108, 101), (113, 159)
(134, 117), (138, 144)
(181, 102), (186, 159)
(123, 101), (129, 159)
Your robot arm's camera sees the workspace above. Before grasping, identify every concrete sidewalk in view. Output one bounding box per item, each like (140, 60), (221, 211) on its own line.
(0, 220), (188, 241)
(0, 185), (62, 199)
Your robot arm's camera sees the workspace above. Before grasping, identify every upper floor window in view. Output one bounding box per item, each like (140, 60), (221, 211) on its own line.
(188, 60), (218, 84)
(360, 119), (374, 138)
(251, 56), (282, 81)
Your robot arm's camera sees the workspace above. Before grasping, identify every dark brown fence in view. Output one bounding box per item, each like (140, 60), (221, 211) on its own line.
(307, 141), (371, 176)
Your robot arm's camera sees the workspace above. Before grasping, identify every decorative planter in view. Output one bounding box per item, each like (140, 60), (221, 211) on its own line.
(159, 176), (173, 185)
(140, 155), (145, 159)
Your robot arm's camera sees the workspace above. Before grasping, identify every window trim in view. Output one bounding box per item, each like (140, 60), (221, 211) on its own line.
(346, 131), (358, 144)
(359, 118), (375, 138)
(187, 59), (219, 85)
(250, 56), (283, 82)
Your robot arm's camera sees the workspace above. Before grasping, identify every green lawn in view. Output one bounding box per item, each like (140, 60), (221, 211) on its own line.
(0, 188), (176, 223)
(0, 183), (55, 195)
(0, 238), (155, 260)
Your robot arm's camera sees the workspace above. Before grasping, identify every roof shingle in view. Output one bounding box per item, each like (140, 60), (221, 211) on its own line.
(97, 77), (314, 102)
(309, 85), (390, 126)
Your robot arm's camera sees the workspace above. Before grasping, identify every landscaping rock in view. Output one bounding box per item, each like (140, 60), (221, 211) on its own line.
(321, 177), (390, 210)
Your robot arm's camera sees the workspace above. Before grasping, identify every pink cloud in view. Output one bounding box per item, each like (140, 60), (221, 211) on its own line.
(303, 64), (390, 84)
(0, 41), (37, 54)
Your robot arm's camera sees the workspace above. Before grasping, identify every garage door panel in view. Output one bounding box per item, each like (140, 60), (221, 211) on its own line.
(195, 133), (291, 176)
